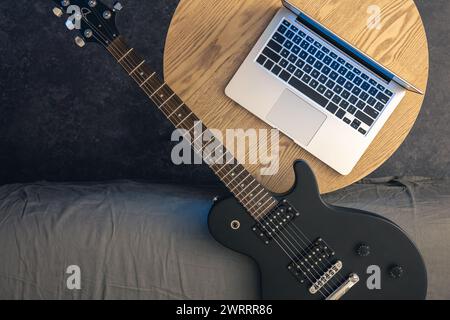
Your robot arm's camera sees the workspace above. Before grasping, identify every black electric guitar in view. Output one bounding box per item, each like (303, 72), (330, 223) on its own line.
(49, 0), (427, 299)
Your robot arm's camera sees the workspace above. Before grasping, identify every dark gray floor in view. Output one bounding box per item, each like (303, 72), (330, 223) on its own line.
(0, 0), (448, 186)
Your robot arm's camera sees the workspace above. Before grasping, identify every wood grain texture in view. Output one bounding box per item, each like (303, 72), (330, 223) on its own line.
(163, 0), (429, 194)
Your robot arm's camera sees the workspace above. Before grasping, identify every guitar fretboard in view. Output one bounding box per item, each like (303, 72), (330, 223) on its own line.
(106, 37), (278, 220)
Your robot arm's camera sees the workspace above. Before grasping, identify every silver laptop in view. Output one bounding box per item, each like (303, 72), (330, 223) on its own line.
(225, 0), (423, 175)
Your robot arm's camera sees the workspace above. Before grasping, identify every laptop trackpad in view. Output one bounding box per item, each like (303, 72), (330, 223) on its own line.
(266, 90), (327, 146)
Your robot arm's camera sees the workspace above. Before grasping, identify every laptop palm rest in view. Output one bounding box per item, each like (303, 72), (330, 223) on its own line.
(266, 90), (327, 146)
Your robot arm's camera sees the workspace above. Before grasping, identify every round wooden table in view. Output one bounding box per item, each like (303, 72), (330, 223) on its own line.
(164, 0), (429, 194)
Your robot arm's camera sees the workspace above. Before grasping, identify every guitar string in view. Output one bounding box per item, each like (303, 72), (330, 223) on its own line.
(85, 17), (339, 296)
(104, 39), (336, 297)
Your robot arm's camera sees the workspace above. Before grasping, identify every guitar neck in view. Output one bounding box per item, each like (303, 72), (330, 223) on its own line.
(106, 36), (278, 220)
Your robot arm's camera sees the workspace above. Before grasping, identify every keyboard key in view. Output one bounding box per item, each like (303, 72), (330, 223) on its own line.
(293, 35), (302, 44)
(306, 36), (314, 42)
(271, 65), (282, 75)
(353, 76), (363, 86)
(348, 106), (357, 114)
(342, 90), (350, 99)
(322, 66), (331, 75)
(318, 75), (327, 84)
(326, 80), (335, 89)
(281, 49), (290, 58)
(361, 73), (369, 80)
(290, 25), (299, 32)
(349, 95), (358, 104)
(284, 40), (293, 49)
(287, 64), (296, 73)
(333, 85), (343, 94)
(337, 57), (346, 64)
(294, 69), (304, 78)
(364, 105), (379, 119)
(279, 70), (291, 81)
(280, 59), (289, 68)
(326, 102), (339, 114)
(344, 81), (354, 90)
(263, 48), (281, 63)
(361, 82), (370, 91)
(377, 84), (385, 91)
(367, 97), (376, 106)
(314, 41), (322, 48)
(345, 71), (355, 81)
(264, 60), (274, 70)
(330, 71), (339, 80)
(353, 68), (361, 75)
(314, 61), (324, 70)
(345, 63), (353, 70)
(330, 52), (338, 59)
(285, 30), (295, 39)
(273, 32), (286, 44)
(302, 74), (311, 83)
(339, 100), (349, 110)
(278, 25), (287, 34)
(282, 20), (290, 27)
(311, 70), (320, 79)
(324, 90), (334, 99)
(358, 128), (367, 135)
(331, 61), (340, 70)
(321, 47), (330, 54)
(352, 87), (362, 95)
(375, 102), (385, 111)
(369, 79), (377, 86)
(359, 92), (369, 101)
(300, 40), (309, 49)
(288, 54), (297, 63)
(303, 64), (313, 73)
(267, 40), (282, 53)
(295, 60), (305, 68)
(337, 76), (346, 85)
(369, 87), (378, 96)
(343, 117), (351, 124)
(351, 119), (362, 129)
(292, 45), (301, 54)
(256, 55), (267, 65)
(288, 77), (328, 107)
(355, 111), (374, 126)
(323, 56), (333, 65)
(310, 79), (319, 89)
(307, 46), (317, 55)
(306, 56), (316, 65)
(336, 108), (346, 119)
(376, 92), (390, 104)
(356, 100), (365, 110)
(338, 66), (348, 75)
(315, 51), (325, 60)
(298, 30), (306, 37)
(317, 85), (326, 94)
(299, 50), (308, 59)
(385, 89), (394, 97)
(332, 95), (342, 104)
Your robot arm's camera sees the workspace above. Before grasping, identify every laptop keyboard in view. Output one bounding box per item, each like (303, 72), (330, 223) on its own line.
(256, 19), (394, 136)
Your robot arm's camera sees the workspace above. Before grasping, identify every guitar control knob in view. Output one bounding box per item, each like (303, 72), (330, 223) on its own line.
(74, 36), (86, 48)
(389, 265), (404, 279)
(52, 7), (64, 18)
(356, 243), (370, 257)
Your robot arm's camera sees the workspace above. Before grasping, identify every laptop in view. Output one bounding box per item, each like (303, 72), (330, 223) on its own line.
(225, 0), (423, 175)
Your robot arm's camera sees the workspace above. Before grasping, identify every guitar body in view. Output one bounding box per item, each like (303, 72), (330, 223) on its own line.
(208, 161), (427, 300)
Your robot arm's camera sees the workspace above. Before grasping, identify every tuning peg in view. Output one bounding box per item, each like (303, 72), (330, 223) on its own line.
(52, 7), (64, 18)
(113, 2), (123, 12)
(74, 36), (86, 48)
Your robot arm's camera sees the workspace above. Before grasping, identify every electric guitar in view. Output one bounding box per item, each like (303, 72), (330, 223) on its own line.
(49, 0), (427, 300)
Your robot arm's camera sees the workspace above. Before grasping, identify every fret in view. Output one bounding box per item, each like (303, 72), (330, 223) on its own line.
(108, 37), (278, 220)
(118, 48), (134, 62)
(139, 72), (156, 87)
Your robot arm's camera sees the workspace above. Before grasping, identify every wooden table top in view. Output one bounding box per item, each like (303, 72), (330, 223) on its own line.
(164, 0), (429, 194)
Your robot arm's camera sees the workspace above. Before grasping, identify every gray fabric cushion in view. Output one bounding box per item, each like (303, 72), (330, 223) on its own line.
(0, 178), (449, 299)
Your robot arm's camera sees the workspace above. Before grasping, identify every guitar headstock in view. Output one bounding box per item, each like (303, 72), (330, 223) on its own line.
(51, 0), (122, 48)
